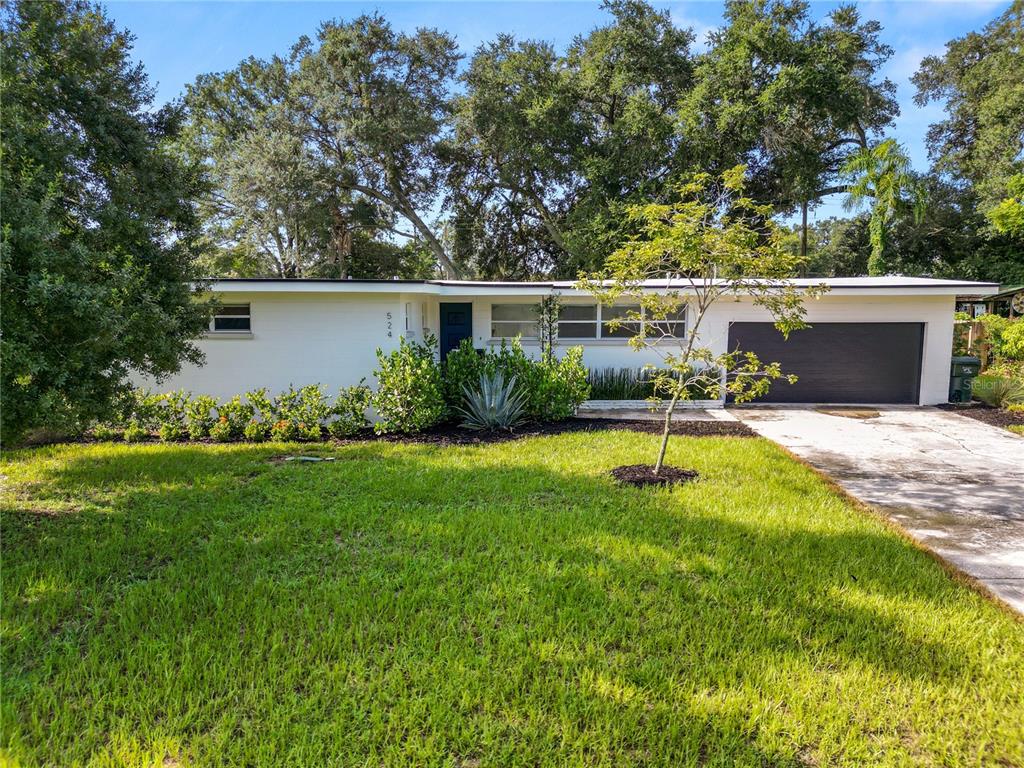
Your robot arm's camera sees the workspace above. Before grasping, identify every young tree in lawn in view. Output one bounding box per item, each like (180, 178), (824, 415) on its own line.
(1, 0), (209, 443)
(582, 167), (825, 475)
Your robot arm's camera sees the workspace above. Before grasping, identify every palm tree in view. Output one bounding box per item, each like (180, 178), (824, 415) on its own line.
(842, 140), (926, 275)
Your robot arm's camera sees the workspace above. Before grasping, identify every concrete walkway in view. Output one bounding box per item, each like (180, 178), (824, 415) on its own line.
(733, 407), (1024, 614)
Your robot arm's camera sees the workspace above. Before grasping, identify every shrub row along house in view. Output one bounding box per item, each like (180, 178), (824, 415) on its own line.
(138, 276), (999, 408)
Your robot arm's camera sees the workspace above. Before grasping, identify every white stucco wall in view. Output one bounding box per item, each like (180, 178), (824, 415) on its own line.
(134, 291), (405, 400)
(137, 286), (956, 406)
(476, 293), (955, 405)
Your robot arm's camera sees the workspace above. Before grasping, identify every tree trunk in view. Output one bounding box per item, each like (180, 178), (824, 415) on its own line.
(800, 200), (808, 261)
(393, 194), (461, 279)
(525, 189), (571, 257)
(654, 389), (682, 476)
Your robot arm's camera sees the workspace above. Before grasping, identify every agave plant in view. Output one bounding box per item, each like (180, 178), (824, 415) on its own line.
(456, 371), (528, 431)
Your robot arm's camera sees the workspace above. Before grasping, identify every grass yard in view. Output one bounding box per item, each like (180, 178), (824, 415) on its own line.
(2, 432), (1022, 767)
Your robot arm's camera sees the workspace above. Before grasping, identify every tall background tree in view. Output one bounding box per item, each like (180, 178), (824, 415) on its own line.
(453, 0), (695, 277)
(913, 1), (1024, 220)
(172, 0), (1019, 284)
(681, 0), (899, 257)
(841, 139), (925, 275)
(1, 0), (210, 443)
(181, 15), (461, 279)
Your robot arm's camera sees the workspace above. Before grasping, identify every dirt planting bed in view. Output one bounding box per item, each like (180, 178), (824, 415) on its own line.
(361, 417), (756, 446)
(936, 403), (1024, 430)
(609, 464), (700, 487)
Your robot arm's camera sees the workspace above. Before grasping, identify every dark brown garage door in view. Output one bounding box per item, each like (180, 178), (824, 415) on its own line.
(727, 322), (924, 404)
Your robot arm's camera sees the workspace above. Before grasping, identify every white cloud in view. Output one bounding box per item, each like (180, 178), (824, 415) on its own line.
(669, 9), (718, 53)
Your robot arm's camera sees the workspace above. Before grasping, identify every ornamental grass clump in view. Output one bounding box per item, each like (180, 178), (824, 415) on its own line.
(974, 375), (1024, 409)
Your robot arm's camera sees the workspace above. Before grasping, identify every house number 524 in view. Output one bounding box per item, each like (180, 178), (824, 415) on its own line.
(386, 312), (393, 337)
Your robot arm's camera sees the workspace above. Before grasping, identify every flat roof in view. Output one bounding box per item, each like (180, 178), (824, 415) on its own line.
(201, 276), (999, 297)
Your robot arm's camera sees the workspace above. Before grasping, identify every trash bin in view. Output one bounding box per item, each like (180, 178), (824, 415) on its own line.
(949, 356), (981, 402)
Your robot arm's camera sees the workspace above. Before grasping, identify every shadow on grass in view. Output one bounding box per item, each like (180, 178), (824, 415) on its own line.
(3, 439), (1021, 766)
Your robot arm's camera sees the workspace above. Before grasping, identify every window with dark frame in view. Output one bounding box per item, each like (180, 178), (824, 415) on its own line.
(601, 304), (642, 339)
(558, 304), (598, 338)
(490, 304), (538, 338)
(646, 305), (687, 339)
(489, 301), (688, 341)
(211, 304), (251, 332)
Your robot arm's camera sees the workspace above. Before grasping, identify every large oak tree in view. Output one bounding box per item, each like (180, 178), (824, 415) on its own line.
(1, 0), (210, 442)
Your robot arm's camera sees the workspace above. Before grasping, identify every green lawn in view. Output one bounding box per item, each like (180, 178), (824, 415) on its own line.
(2, 432), (1022, 767)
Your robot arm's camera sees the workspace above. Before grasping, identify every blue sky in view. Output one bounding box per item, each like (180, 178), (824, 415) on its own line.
(107, 0), (1010, 222)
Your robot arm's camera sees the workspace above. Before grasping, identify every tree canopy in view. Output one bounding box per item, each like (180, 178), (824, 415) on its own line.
(181, 14), (461, 279)
(19, 0), (1017, 291)
(913, 1), (1024, 216)
(1, 0), (209, 442)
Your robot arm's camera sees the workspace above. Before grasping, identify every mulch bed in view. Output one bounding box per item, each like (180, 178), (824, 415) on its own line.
(51, 416), (755, 450)
(935, 403), (1024, 429)
(609, 464), (700, 488)
(358, 417), (756, 447)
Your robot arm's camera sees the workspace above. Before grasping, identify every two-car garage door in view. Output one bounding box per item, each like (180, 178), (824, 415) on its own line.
(727, 322), (925, 404)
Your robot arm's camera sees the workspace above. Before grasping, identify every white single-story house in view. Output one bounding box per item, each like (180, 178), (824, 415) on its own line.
(137, 276), (999, 406)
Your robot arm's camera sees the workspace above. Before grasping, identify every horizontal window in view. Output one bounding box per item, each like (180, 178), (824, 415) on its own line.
(491, 304), (538, 338)
(211, 304), (251, 332)
(602, 304), (642, 339)
(559, 304), (597, 338)
(647, 305), (687, 338)
(489, 301), (688, 341)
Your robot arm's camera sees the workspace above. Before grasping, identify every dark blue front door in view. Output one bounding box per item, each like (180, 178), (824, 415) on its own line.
(439, 303), (473, 360)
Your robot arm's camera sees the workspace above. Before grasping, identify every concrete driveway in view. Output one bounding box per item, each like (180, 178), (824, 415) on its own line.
(733, 407), (1024, 614)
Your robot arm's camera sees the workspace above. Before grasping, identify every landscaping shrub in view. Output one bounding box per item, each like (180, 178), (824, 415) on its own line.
(156, 390), (190, 442)
(185, 395), (218, 440)
(127, 390), (163, 431)
(479, 338), (590, 421)
(243, 388), (274, 442)
(217, 395), (254, 440)
(372, 336), (446, 434)
(974, 375), (1024, 408)
(1002, 321), (1024, 360)
(91, 423), (118, 441)
(986, 358), (1024, 381)
(329, 384), (372, 438)
(158, 422), (187, 442)
(209, 418), (233, 442)
(977, 314), (1019, 360)
(442, 338), (484, 407)
(274, 384), (331, 441)
(243, 420), (271, 442)
(269, 419), (300, 442)
(123, 420), (147, 443)
(532, 345), (590, 420)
